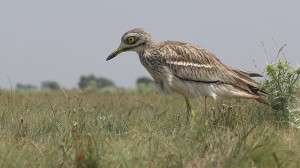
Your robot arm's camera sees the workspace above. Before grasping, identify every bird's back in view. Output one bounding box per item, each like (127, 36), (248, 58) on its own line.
(143, 41), (268, 104)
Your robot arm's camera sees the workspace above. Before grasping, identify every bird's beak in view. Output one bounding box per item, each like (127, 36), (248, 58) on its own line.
(106, 47), (126, 61)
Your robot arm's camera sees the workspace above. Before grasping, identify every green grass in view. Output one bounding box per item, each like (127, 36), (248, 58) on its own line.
(0, 90), (300, 167)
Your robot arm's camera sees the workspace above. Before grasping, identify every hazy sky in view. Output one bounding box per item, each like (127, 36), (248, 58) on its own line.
(1, 0), (299, 89)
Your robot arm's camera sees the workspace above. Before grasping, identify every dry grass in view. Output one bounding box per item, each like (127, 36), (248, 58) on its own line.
(0, 90), (299, 167)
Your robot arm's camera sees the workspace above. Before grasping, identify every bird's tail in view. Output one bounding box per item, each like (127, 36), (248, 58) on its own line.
(231, 67), (269, 105)
(253, 90), (269, 105)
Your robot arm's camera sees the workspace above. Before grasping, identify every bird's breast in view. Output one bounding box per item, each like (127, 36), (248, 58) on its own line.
(139, 54), (165, 82)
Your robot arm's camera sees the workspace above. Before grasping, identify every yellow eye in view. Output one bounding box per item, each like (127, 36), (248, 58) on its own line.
(127, 36), (135, 44)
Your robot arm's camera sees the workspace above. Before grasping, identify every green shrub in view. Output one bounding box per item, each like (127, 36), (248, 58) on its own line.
(260, 48), (300, 126)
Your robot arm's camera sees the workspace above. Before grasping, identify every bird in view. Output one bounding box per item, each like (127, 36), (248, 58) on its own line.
(106, 28), (268, 124)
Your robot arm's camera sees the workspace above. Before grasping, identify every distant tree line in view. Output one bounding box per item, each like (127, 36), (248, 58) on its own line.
(136, 77), (153, 85)
(16, 81), (61, 90)
(15, 75), (154, 91)
(16, 83), (37, 90)
(78, 75), (115, 89)
(41, 81), (60, 90)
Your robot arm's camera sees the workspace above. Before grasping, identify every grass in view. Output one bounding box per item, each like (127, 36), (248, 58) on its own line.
(0, 90), (300, 167)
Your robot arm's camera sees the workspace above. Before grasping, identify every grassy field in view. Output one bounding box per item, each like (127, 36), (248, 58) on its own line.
(0, 90), (299, 168)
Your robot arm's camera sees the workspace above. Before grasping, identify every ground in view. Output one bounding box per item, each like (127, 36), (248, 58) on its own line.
(0, 90), (299, 168)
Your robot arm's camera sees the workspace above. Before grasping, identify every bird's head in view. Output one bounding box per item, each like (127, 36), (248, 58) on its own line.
(106, 28), (154, 61)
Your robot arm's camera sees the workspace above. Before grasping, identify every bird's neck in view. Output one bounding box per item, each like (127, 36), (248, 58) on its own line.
(136, 41), (157, 57)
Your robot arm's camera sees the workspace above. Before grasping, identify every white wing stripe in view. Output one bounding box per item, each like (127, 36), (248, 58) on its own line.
(166, 61), (212, 69)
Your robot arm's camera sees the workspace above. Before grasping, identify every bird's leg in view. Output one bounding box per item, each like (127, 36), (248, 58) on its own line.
(184, 96), (196, 125)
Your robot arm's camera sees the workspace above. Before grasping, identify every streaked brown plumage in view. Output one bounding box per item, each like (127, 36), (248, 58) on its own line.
(107, 28), (268, 123)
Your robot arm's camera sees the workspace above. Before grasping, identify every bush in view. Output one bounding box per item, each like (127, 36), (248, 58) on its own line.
(16, 83), (37, 90)
(78, 75), (97, 89)
(96, 77), (115, 89)
(136, 76), (154, 85)
(260, 46), (300, 125)
(78, 75), (115, 89)
(41, 81), (60, 90)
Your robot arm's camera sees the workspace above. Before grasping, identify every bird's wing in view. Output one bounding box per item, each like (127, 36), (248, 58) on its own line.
(160, 42), (259, 94)
(228, 66), (263, 77)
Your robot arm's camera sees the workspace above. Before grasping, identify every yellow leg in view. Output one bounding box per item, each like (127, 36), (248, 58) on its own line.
(184, 97), (196, 125)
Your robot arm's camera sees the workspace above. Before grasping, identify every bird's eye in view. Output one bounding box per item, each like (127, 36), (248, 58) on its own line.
(127, 36), (136, 44)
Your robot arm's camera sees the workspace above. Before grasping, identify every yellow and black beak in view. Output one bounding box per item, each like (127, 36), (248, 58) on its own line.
(106, 47), (126, 61)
